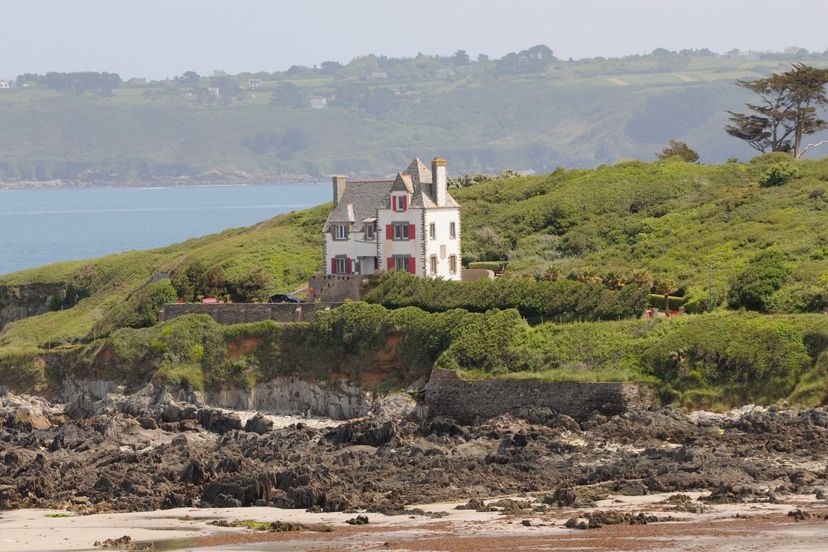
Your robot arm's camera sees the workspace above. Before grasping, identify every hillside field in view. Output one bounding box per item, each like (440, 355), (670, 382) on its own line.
(2, 49), (828, 185)
(1, 157), (827, 409)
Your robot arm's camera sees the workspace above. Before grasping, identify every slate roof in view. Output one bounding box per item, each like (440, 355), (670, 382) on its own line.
(326, 180), (392, 232)
(324, 158), (458, 232)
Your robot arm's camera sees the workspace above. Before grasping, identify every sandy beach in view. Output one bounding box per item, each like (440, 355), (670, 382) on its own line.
(2, 492), (828, 552)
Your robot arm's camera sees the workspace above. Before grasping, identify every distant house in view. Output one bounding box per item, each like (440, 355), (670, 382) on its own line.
(368, 71), (388, 81)
(126, 77), (146, 86)
(248, 78), (261, 89)
(309, 96), (327, 109)
(323, 158), (461, 280)
(208, 86), (221, 97)
(436, 68), (455, 79)
(0, 80), (10, 89)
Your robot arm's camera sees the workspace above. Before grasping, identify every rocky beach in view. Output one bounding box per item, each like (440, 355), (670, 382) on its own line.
(3, 385), (828, 550)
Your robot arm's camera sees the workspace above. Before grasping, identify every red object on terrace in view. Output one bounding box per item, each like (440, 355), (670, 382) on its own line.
(201, 297), (218, 304)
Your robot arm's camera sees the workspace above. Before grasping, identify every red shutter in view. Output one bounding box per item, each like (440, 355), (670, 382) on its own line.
(401, 195), (407, 211)
(330, 258), (336, 274)
(408, 224), (415, 240)
(345, 257), (352, 274)
(408, 256), (416, 274)
(386, 224), (393, 240)
(387, 257), (394, 271)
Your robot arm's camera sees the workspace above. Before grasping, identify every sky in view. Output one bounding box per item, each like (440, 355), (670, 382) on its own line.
(3, 0), (828, 80)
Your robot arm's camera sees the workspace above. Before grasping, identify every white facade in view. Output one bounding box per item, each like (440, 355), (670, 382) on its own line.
(322, 157), (461, 280)
(423, 208), (461, 279)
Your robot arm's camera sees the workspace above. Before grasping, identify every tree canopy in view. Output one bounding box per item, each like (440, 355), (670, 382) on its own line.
(726, 63), (828, 158)
(656, 140), (699, 162)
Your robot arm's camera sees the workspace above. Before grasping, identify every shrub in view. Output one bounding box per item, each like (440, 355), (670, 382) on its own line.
(727, 251), (789, 312)
(93, 278), (178, 335)
(364, 271), (648, 322)
(759, 162), (798, 187)
(656, 140), (699, 163)
(228, 267), (271, 302)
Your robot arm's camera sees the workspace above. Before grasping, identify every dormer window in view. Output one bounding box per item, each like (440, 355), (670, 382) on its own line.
(365, 224), (375, 240)
(333, 224), (348, 240)
(392, 195), (408, 212)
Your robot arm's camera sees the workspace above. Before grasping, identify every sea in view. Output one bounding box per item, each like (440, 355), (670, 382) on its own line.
(0, 183), (330, 276)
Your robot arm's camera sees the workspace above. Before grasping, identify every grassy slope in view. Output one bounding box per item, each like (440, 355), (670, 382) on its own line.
(2, 54), (827, 182)
(0, 204), (328, 351)
(455, 157), (828, 306)
(2, 157), (827, 352)
(1, 159), (827, 408)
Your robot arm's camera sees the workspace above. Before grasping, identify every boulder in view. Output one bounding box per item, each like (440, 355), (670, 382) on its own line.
(244, 413), (274, 435)
(197, 409), (242, 434)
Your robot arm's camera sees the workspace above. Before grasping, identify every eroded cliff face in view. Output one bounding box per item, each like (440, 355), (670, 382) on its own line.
(203, 378), (372, 419)
(0, 283), (64, 330)
(59, 377), (378, 421)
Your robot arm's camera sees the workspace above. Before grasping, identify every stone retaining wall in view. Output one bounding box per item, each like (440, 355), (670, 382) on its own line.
(424, 369), (656, 423)
(307, 274), (369, 303)
(158, 302), (341, 325)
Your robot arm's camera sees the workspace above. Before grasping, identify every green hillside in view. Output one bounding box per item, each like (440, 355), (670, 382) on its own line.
(2, 156), (828, 407)
(2, 48), (828, 185)
(455, 155), (828, 312)
(0, 205), (328, 352)
(1, 156), (826, 357)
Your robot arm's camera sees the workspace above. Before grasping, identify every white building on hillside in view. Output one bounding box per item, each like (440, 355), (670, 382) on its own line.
(323, 157), (461, 280)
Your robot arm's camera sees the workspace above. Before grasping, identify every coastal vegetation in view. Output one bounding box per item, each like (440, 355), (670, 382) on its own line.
(3, 302), (826, 410)
(0, 156), (826, 409)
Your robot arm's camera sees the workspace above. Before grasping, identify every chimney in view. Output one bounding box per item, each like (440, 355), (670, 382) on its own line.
(432, 157), (447, 206)
(332, 176), (347, 205)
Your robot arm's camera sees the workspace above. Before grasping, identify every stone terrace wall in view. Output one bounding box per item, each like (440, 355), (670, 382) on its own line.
(308, 274), (370, 303)
(158, 302), (340, 325)
(0, 283), (65, 330)
(424, 369), (656, 423)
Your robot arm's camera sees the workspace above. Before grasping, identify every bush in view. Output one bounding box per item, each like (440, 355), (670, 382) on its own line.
(364, 271), (648, 322)
(93, 278), (178, 335)
(640, 313), (813, 405)
(759, 162), (798, 187)
(656, 140), (699, 163)
(727, 251), (790, 312)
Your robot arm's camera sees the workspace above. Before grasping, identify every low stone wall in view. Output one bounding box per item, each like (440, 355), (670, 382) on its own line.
(0, 283), (65, 330)
(158, 302), (341, 325)
(424, 369), (656, 423)
(308, 274), (370, 303)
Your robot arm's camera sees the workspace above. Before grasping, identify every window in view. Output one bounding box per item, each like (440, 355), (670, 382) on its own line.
(392, 194), (408, 212)
(393, 222), (410, 240)
(449, 222), (457, 239)
(429, 255), (437, 274)
(394, 256), (409, 271)
(365, 224), (375, 241)
(334, 257), (348, 274)
(449, 255), (457, 274)
(333, 224), (348, 240)
(429, 222), (436, 240)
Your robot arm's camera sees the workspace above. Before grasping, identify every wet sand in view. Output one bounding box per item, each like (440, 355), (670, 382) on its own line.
(2, 492), (827, 552)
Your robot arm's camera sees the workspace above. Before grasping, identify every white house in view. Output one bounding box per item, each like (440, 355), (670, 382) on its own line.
(323, 157), (461, 280)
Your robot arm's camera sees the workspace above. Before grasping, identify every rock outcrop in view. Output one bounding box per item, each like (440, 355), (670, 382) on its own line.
(0, 283), (65, 330)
